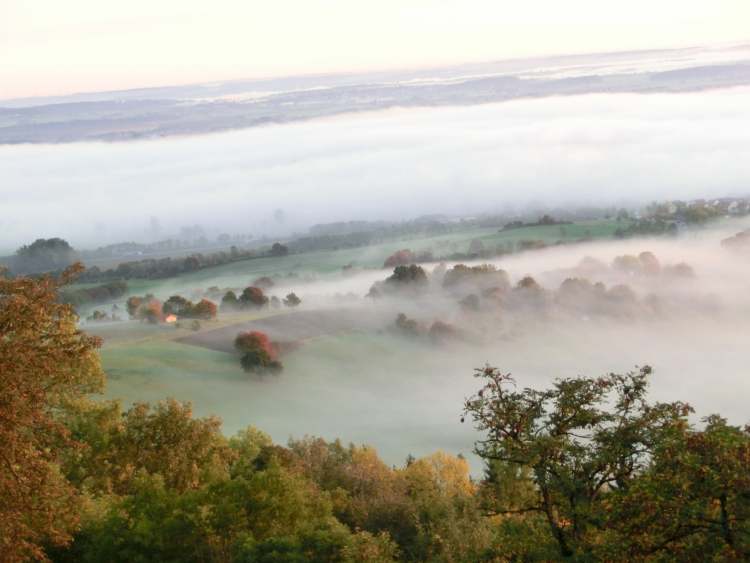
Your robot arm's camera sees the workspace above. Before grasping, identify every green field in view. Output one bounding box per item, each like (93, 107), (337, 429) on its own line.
(98, 324), (486, 467)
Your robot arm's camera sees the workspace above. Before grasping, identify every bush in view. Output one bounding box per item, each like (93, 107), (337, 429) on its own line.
(394, 313), (420, 337)
(221, 290), (239, 310)
(283, 292), (301, 307)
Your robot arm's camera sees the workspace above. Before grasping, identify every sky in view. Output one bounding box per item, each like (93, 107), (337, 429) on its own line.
(2, 0), (750, 100)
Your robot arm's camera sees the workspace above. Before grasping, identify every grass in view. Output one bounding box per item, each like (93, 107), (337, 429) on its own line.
(97, 326), (483, 468)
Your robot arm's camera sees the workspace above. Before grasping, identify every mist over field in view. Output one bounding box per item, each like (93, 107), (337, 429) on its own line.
(87, 219), (750, 469)
(2, 86), (750, 250)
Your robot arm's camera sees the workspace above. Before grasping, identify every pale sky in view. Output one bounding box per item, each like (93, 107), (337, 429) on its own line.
(2, 0), (749, 100)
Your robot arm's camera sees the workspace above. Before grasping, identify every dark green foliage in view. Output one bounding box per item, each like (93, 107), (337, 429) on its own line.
(235, 331), (282, 374)
(239, 286), (269, 308)
(283, 292), (301, 307)
(394, 313), (420, 336)
(386, 264), (427, 285)
(270, 242), (289, 256)
(163, 295), (217, 319)
(464, 365), (750, 560)
(221, 290), (239, 310)
(75, 247), (260, 283)
(239, 348), (281, 374)
(368, 265), (428, 298)
(162, 295), (192, 316)
(10, 238), (80, 275)
(58, 280), (128, 308)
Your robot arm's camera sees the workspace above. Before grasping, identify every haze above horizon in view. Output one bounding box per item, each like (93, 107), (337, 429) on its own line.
(2, 0), (750, 100)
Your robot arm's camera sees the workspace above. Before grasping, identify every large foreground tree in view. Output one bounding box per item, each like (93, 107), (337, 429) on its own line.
(0, 265), (104, 561)
(464, 365), (750, 559)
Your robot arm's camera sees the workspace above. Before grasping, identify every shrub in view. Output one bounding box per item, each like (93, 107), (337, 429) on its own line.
(221, 290), (239, 311)
(283, 292), (301, 307)
(394, 313), (420, 337)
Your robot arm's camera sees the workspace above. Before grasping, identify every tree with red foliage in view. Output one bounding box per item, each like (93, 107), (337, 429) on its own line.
(383, 249), (415, 268)
(234, 331), (282, 374)
(191, 299), (217, 320)
(239, 286), (269, 309)
(139, 299), (164, 324)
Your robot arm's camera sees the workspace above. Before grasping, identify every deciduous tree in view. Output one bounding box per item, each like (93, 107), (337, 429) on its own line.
(0, 264), (105, 561)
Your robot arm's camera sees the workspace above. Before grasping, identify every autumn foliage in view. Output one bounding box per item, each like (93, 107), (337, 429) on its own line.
(0, 264), (105, 561)
(383, 249), (416, 268)
(234, 330), (282, 374)
(126, 294), (164, 323)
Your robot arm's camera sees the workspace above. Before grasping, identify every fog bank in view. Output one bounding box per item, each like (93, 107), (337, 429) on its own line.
(2, 87), (750, 250)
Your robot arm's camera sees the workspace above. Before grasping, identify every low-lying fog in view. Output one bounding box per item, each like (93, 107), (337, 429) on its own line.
(2, 86), (750, 249)
(100, 222), (750, 471)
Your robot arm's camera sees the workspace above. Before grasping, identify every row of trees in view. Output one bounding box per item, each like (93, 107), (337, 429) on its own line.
(123, 288), (301, 324)
(125, 294), (218, 323)
(58, 280), (128, 308)
(371, 253), (698, 321)
(75, 242), (289, 283)
(221, 286), (301, 311)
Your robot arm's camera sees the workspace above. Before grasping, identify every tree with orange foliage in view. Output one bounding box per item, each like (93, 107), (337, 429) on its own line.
(125, 295), (143, 317)
(0, 264), (105, 561)
(126, 294), (164, 323)
(139, 298), (164, 324)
